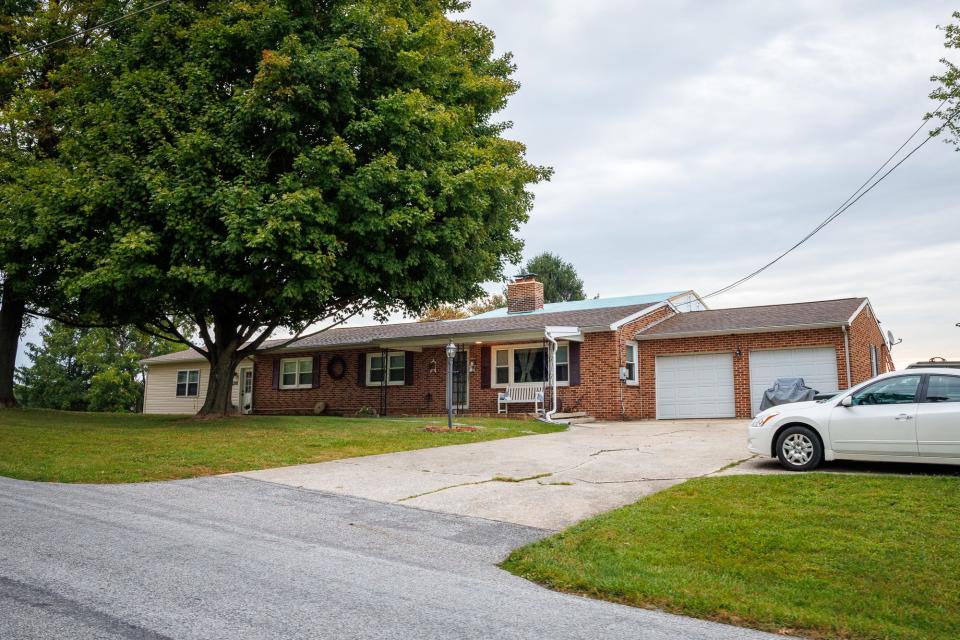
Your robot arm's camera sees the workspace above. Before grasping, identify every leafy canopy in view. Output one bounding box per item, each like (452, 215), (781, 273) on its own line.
(16, 321), (179, 412)
(524, 252), (586, 303)
(51, 0), (549, 354)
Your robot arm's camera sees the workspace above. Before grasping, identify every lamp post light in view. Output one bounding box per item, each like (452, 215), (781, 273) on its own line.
(445, 342), (457, 429)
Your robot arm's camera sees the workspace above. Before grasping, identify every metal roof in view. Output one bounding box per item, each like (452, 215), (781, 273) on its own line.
(470, 291), (686, 318)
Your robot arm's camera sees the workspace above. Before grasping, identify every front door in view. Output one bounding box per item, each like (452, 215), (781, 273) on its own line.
(450, 350), (469, 411)
(828, 374), (921, 456)
(240, 367), (254, 414)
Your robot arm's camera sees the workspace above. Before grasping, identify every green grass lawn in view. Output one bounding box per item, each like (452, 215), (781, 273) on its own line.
(503, 474), (960, 640)
(0, 409), (562, 483)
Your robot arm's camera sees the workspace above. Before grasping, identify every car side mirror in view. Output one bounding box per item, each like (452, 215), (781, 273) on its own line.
(840, 396), (853, 408)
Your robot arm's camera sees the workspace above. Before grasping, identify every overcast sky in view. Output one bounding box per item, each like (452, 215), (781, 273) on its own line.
(16, 1), (959, 369)
(457, 0), (959, 368)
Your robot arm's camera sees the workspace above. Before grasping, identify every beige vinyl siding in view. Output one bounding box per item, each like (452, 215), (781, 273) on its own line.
(143, 360), (250, 414)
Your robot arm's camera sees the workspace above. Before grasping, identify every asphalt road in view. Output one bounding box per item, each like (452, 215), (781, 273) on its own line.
(0, 475), (780, 640)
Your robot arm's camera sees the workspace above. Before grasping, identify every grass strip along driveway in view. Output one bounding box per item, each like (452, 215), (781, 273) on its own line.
(503, 473), (960, 640)
(0, 409), (561, 483)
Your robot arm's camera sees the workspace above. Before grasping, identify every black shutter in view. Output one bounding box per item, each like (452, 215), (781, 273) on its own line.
(404, 352), (414, 385)
(312, 355), (321, 388)
(480, 346), (491, 389)
(569, 342), (581, 386)
(357, 353), (366, 386)
(271, 358), (280, 390)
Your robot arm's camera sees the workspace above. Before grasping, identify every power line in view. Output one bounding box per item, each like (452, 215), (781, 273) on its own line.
(688, 99), (959, 305)
(0, 0), (172, 65)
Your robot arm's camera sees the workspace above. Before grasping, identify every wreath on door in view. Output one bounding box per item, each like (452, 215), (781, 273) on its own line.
(327, 355), (347, 380)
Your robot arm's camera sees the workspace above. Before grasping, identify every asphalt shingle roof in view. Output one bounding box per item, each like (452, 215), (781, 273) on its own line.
(142, 299), (664, 364)
(636, 297), (868, 339)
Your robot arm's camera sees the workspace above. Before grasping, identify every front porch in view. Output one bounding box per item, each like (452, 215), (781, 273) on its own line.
(249, 326), (588, 420)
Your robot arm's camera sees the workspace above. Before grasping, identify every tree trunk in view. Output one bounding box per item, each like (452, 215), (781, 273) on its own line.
(0, 281), (26, 408)
(197, 341), (241, 417)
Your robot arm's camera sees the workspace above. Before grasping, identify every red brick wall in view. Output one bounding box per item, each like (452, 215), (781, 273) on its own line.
(253, 347), (452, 415)
(635, 328), (849, 419)
(847, 303), (893, 384)
(250, 304), (884, 421)
(250, 305), (679, 420)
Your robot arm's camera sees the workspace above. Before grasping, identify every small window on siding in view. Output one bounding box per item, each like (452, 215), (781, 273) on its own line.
(367, 352), (406, 386)
(176, 370), (200, 397)
(625, 342), (639, 385)
(280, 358), (313, 389)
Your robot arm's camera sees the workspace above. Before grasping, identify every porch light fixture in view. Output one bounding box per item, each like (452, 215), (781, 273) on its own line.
(445, 342), (457, 428)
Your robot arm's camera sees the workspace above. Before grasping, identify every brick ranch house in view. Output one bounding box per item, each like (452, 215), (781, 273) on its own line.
(142, 276), (893, 420)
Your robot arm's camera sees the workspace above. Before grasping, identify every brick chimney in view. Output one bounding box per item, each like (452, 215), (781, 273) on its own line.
(506, 274), (544, 314)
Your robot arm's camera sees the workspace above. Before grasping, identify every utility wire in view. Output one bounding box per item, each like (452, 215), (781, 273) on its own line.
(685, 99), (958, 306)
(0, 0), (172, 64)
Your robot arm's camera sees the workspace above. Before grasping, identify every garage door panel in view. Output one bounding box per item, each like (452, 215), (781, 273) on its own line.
(749, 347), (838, 416)
(656, 354), (735, 419)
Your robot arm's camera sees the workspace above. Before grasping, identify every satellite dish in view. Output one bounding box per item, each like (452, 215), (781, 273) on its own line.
(887, 330), (902, 348)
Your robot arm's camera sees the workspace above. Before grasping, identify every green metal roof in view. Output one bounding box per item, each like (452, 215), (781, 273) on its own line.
(469, 292), (686, 319)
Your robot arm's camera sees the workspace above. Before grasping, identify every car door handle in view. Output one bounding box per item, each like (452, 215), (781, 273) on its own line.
(895, 413), (914, 421)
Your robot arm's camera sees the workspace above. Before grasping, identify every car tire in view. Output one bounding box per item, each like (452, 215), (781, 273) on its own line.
(775, 426), (823, 471)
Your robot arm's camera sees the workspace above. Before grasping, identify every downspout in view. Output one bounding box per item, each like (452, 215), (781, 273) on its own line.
(842, 325), (853, 389)
(542, 329), (559, 422)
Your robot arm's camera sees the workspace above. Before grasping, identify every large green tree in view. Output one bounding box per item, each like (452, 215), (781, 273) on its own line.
(0, 0), (119, 407)
(16, 321), (179, 411)
(50, 0), (548, 415)
(932, 11), (960, 143)
(524, 252), (586, 303)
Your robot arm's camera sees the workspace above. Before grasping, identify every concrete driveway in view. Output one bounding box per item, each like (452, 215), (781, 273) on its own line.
(239, 419), (751, 529)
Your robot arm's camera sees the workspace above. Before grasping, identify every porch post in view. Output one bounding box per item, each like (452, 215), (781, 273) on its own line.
(445, 342), (456, 428)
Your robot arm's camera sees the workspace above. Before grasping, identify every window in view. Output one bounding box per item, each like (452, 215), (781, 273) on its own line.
(870, 345), (879, 377)
(492, 343), (570, 387)
(555, 345), (569, 383)
(514, 347), (546, 383)
(176, 370), (200, 397)
(280, 357), (313, 389)
(495, 349), (509, 385)
(925, 375), (960, 403)
(624, 342), (639, 385)
(850, 375), (920, 406)
(367, 352), (406, 386)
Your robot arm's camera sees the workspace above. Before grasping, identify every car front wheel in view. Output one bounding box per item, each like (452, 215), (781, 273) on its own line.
(775, 426), (823, 471)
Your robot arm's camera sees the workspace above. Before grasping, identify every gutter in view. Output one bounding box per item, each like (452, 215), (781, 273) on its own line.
(541, 329), (560, 423)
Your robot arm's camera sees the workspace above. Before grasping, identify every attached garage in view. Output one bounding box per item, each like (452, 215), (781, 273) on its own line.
(656, 353), (735, 419)
(748, 347), (839, 416)
(636, 297), (890, 420)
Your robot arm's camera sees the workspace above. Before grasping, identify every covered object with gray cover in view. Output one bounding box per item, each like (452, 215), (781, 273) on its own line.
(759, 378), (817, 411)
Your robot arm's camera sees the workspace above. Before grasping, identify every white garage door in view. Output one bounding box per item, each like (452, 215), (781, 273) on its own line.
(656, 354), (735, 419)
(749, 347), (839, 416)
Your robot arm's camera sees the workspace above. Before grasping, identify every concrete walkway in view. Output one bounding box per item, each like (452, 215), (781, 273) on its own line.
(238, 419), (751, 529)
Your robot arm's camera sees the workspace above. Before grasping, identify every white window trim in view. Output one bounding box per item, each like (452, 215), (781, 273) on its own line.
(176, 369), (200, 397)
(279, 357), (314, 390)
(625, 341), (639, 386)
(366, 352), (406, 387)
(491, 342), (569, 389)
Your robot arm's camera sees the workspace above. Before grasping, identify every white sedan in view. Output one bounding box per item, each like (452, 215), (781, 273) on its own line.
(749, 368), (960, 471)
